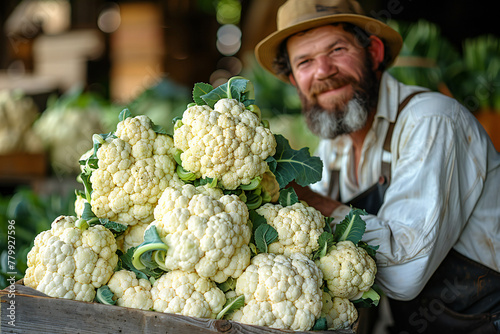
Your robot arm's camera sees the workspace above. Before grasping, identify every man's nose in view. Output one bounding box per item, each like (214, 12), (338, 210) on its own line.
(315, 55), (338, 80)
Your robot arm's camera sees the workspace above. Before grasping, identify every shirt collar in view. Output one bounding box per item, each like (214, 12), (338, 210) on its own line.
(375, 71), (401, 124)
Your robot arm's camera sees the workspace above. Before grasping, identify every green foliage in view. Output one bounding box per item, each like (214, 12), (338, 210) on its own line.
(312, 317), (328, 331)
(312, 232), (336, 260)
(387, 19), (461, 93)
(176, 165), (198, 182)
(457, 35), (500, 111)
(119, 108), (132, 122)
(267, 134), (323, 189)
(357, 241), (379, 261)
(116, 248), (154, 280)
(192, 76), (255, 108)
(388, 19), (500, 113)
(192, 83), (215, 105)
(94, 285), (116, 305)
(249, 210), (267, 234)
(324, 217), (333, 234)
(217, 277), (237, 293)
(216, 295), (245, 320)
(244, 190), (263, 210)
(79, 202), (127, 237)
(278, 188), (299, 207)
(314, 208), (379, 261)
(193, 177), (218, 188)
(239, 177), (261, 191)
(131, 225), (169, 272)
(352, 287), (381, 308)
(254, 224), (278, 253)
(333, 208), (368, 245)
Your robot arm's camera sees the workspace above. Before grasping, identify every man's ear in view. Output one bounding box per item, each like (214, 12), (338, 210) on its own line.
(368, 35), (385, 70)
(288, 73), (297, 87)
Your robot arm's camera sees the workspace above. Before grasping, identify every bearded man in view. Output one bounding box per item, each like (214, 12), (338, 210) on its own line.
(255, 0), (500, 333)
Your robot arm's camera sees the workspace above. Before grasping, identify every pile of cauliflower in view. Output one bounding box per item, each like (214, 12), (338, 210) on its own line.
(23, 77), (379, 332)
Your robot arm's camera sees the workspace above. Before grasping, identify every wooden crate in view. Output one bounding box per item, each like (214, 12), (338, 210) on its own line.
(0, 153), (47, 180)
(0, 282), (355, 334)
(0, 153), (47, 193)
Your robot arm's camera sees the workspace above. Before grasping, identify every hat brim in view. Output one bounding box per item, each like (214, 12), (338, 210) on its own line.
(255, 13), (403, 82)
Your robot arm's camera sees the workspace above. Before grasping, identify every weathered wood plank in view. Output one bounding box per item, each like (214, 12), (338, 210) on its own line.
(0, 284), (355, 334)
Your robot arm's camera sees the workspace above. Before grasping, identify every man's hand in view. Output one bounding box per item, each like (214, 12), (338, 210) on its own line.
(289, 182), (343, 216)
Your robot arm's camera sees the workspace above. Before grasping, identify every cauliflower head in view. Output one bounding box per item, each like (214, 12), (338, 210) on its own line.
(151, 270), (226, 318)
(173, 98), (276, 190)
(153, 184), (252, 283)
(24, 215), (118, 302)
(256, 202), (325, 257)
(229, 252), (323, 331)
(107, 269), (153, 310)
(321, 291), (358, 330)
(90, 115), (183, 226)
(0, 89), (42, 154)
(316, 240), (376, 300)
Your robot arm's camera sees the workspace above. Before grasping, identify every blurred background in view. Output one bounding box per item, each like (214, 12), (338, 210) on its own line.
(0, 0), (499, 287)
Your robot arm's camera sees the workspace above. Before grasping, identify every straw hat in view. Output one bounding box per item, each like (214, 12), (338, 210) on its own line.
(255, 0), (403, 82)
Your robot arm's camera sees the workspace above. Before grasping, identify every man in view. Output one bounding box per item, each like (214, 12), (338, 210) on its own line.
(255, 0), (500, 333)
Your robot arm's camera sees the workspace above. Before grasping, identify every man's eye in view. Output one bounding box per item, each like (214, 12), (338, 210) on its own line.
(297, 59), (311, 67)
(331, 47), (345, 54)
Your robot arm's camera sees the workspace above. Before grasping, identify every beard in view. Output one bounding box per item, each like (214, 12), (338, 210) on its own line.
(299, 57), (379, 139)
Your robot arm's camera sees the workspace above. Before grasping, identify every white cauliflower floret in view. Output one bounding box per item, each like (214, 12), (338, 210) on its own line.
(153, 184), (251, 283)
(115, 222), (150, 252)
(316, 240), (377, 300)
(151, 270), (226, 318)
(256, 202), (325, 257)
(229, 252), (323, 331)
(107, 269), (153, 310)
(321, 291), (358, 330)
(173, 98), (276, 190)
(24, 215), (118, 302)
(90, 115), (183, 226)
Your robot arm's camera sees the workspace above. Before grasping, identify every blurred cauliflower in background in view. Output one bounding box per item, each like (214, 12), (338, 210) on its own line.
(31, 78), (190, 176)
(125, 78), (191, 135)
(33, 88), (118, 175)
(0, 89), (44, 154)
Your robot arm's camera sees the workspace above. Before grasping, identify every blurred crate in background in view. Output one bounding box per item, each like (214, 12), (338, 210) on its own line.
(109, 2), (165, 104)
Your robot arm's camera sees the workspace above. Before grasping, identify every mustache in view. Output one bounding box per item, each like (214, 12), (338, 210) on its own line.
(309, 76), (356, 97)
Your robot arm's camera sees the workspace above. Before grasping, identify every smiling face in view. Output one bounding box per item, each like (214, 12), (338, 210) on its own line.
(286, 24), (383, 138)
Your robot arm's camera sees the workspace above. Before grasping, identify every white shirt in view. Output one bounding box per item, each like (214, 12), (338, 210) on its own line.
(310, 72), (500, 301)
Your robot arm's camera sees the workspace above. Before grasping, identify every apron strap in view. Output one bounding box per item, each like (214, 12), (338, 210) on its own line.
(381, 90), (428, 183)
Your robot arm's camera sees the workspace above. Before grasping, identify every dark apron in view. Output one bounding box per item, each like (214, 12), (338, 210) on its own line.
(328, 92), (500, 333)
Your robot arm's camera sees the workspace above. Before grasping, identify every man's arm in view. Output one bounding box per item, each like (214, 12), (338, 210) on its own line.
(290, 182), (343, 216)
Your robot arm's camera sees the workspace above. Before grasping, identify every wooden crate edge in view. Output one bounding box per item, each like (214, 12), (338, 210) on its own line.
(1, 283), (355, 334)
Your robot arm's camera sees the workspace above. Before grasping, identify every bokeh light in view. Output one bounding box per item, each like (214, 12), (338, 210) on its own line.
(97, 3), (121, 33)
(216, 24), (241, 56)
